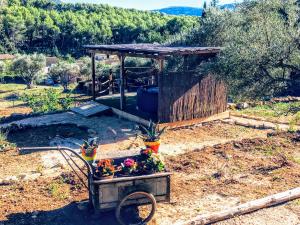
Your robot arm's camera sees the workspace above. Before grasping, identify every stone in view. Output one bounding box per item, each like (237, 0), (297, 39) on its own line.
(31, 211), (39, 219)
(236, 102), (249, 110)
(23, 173), (41, 181)
(41, 168), (62, 178)
(1, 175), (18, 185)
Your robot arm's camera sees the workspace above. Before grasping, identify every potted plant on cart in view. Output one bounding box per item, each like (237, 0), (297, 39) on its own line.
(120, 158), (137, 176)
(138, 148), (165, 174)
(137, 121), (167, 153)
(96, 159), (116, 180)
(81, 138), (99, 163)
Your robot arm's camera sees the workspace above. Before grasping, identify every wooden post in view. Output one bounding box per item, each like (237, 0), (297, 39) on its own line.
(181, 187), (300, 225)
(91, 53), (96, 101)
(109, 69), (113, 95)
(157, 58), (164, 121)
(119, 55), (126, 110)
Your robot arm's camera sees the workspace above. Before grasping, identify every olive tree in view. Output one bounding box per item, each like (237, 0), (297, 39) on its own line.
(11, 54), (46, 88)
(195, 0), (300, 99)
(173, 0), (300, 99)
(49, 61), (80, 91)
(0, 61), (6, 82)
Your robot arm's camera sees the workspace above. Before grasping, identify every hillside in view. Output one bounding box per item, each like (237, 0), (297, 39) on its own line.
(0, 0), (197, 57)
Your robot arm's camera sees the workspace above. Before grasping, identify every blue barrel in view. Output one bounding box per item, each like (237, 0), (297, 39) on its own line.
(137, 86), (158, 114)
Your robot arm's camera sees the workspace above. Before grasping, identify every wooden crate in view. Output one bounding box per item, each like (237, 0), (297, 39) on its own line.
(91, 172), (171, 211)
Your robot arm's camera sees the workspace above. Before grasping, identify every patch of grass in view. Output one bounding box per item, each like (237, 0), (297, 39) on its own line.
(255, 145), (283, 156)
(0, 83), (27, 93)
(0, 130), (7, 142)
(291, 199), (300, 206)
(0, 130), (15, 152)
(237, 102), (300, 123)
(36, 165), (44, 174)
(292, 157), (300, 165)
(48, 182), (70, 200)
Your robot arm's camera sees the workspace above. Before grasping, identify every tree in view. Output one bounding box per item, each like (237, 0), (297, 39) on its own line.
(11, 54), (46, 88)
(201, 0), (300, 98)
(0, 61), (6, 82)
(48, 61), (79, 91)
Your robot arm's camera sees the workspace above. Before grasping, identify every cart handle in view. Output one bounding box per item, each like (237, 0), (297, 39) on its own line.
(19, 146), (93, 176)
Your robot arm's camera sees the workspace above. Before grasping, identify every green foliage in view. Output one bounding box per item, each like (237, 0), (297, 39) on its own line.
(48, 61), (79, 91)
(10, 53), (46, 88)
(138, 121), (167, 141)
(21, 88), (73, 113)
(0, 130), (15, 152)
(174, 0), (300, 99)
(0, 0), (197, 57)
(239, 102), (300, 119)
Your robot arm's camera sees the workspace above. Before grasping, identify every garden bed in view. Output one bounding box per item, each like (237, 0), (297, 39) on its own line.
(7, 124), (89, 147)
(1, 125), (300, 224)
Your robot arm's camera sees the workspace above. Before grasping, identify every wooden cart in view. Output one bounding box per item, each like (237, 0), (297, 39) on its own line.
(21, 146), (171, 225)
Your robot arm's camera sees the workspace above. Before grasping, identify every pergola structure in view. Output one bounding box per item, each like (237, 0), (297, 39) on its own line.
(84, 44), (226, 123)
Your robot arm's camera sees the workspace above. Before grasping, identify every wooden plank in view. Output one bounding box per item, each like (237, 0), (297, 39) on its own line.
(91, 53), (96, 100)
(160, 111), (230, 129)
(71, 101), (110, 117)
(119, 55), (126, 110)
(93, 172), (172, 184)
(180, 187), (300, 225)
(111, 107), (150, 126)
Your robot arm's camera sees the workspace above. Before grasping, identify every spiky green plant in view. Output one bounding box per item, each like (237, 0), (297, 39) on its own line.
(137, 121), (167, 142)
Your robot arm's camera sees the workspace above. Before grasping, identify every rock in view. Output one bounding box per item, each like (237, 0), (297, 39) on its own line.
(23, 173), (41, 181)
(41, 168), (62, 178)
(31, 211), (39, 219)
(227, 103), (237, 110)
(18, 173), (27, 180)
(1, 175), (18, 185)
(236, 102), (249, 110)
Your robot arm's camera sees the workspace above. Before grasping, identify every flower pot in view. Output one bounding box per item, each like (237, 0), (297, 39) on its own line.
(81, 146), (99, 163)
(144, 139), (161, 153)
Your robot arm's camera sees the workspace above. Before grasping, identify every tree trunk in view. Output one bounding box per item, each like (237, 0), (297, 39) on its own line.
(26, 80), (33, 89)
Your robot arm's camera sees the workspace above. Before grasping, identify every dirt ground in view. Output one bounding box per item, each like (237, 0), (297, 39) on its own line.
(1, 123), (300, 225)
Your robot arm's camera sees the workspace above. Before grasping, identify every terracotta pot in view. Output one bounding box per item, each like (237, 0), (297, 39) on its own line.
(144, 139), (161, 153)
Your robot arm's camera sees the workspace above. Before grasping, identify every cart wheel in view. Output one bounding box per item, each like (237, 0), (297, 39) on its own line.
(115, 191), (157, 225)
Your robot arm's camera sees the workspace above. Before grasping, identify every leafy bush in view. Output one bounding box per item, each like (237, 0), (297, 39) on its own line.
(21, 88), (74, 113)
(11, 54), (46, 88)
(48, 61), (80, 91)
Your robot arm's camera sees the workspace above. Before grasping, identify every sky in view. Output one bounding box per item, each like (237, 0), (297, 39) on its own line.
(63, 0), (242, 10)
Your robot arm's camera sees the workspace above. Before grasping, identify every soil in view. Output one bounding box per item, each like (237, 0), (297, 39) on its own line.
(0, 107), (32, 117)
(6, 124), (89, 147)
(0, 123), (300, 225)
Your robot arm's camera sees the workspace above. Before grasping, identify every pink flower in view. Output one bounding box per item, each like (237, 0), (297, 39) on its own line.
(124, 158), (135, 168)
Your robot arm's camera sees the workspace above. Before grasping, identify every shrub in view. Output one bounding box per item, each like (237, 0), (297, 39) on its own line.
(11, 54), (46, 88)
(48, 61), (80, 91)
(21, 88), (74, 113)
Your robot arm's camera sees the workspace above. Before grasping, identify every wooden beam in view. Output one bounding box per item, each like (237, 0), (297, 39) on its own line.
(87, 50), (164, 60)
(119, 55), (126, 110)
(157, 58), (164, 122)
(91, 53), (96, 101)
(180, 187), (300, 225)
